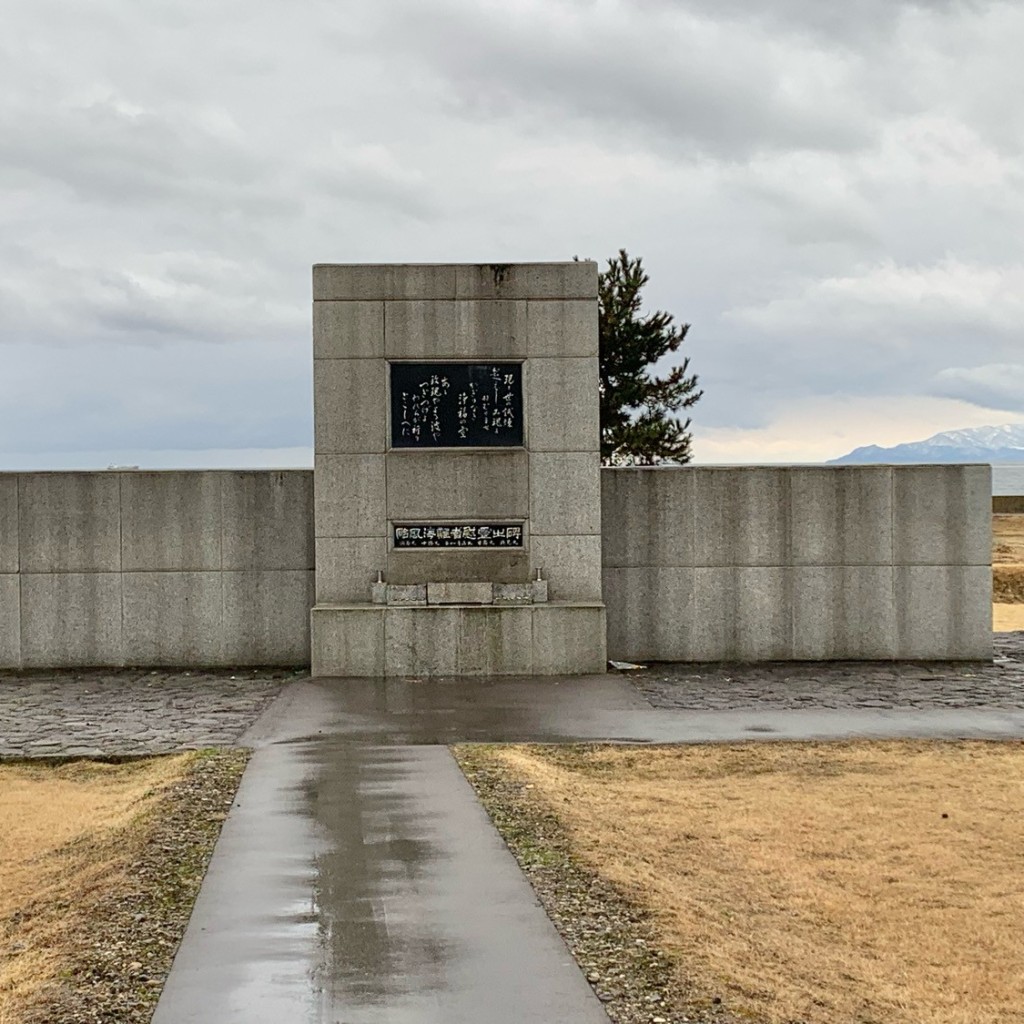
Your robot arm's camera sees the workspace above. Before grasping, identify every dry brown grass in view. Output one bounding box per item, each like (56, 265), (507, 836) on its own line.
(483, 741), (1024, 1024)
(993, 604), (1024, 630)
(993, 570), (1024, 605)
(0, 756), (192, 1024)
(993, 515), (1024, 607)
(992, 514), (1024, 566)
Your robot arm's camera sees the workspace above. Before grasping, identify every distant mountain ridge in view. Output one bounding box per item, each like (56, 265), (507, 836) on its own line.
(830, 424), (1024, 464)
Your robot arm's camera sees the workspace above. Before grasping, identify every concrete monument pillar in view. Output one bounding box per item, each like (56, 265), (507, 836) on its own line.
(309, 262), (606, 676)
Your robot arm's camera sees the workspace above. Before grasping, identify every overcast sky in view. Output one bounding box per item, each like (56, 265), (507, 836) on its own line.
(3, 0), (1022, 467)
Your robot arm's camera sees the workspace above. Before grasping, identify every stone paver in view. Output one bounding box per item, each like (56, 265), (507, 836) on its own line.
(0, 669), (298, 758)
(3, 636), (1024, 758)
(632, 632), (1024, 711)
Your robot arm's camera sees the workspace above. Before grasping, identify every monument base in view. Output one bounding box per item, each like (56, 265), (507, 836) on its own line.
(310, 602), (606, 677)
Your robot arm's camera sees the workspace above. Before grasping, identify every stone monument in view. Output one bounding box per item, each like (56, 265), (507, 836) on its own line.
(309, 262), (607, 676)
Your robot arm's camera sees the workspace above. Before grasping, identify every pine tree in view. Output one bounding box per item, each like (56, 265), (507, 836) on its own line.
(598, 249), (702, 464)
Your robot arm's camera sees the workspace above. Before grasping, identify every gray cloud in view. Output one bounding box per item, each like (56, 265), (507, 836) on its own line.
(1, 0), (1022, 464)
(371, 0), (877, 160)
(0, 340), (311, 455)
(930, 364), (1024, 413)
(637, 0), (985, 45)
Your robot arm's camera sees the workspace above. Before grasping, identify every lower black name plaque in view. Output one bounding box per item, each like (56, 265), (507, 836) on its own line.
(393, 523), (524, 549)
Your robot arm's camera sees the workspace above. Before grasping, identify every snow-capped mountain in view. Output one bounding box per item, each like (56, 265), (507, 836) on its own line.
(830, 424), (1024, 464)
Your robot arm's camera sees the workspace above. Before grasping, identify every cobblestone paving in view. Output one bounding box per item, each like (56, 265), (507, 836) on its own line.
(632, 632), (1024, 711)
(4, 636), (1024, 759)
(0, 668), (301, 758)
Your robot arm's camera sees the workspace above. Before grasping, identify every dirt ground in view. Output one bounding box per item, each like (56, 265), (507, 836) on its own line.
(0, 751), (247, 1024)
(459, 741), (1024, 1024)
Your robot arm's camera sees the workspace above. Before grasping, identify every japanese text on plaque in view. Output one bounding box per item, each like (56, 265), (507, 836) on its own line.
(393, 523), (525, 549)
(390, 362), (524, 448)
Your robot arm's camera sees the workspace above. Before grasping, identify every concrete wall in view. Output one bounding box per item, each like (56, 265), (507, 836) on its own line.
(310, 263), (606, 676)
(993, 496), (1024, 513)
(602, 465), (992, 662)
(311, 262), (603, 604)
(0, 471), (313, 668)
(0, 462), (993, 669)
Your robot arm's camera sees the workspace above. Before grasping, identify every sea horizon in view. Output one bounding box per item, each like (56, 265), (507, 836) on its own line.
(993, 464), (1024, 496)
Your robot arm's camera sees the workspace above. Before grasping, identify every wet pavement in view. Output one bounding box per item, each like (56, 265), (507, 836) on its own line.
(5, 637), (1024, 1021)
(154, 741), (608, 1024)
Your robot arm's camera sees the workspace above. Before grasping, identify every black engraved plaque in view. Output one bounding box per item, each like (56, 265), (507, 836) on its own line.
(390, 362), (523, 448)
(393, 523), (524, 548)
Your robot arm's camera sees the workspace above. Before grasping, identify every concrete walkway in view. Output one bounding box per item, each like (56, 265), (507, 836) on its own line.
(152, 739), (609, 1023)
(150, 651), (1024, 1024)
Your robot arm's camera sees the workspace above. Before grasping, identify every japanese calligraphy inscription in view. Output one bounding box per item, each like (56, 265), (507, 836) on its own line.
(390, 362), (524, 448)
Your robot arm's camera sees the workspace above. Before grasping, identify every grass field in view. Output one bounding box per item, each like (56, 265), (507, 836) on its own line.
(993, 513), (1024, 599)
(0, 756), (191, 1022)
(0, 752), (246, 1024)
(993, 514), (1024, 628)
(464, 742), (1024, 1024)
(993, 603), (1024, 630)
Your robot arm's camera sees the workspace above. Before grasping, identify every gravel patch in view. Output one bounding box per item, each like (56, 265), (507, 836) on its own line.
(5, 749), (248, 1024)
(454, 745), (739, 1024)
